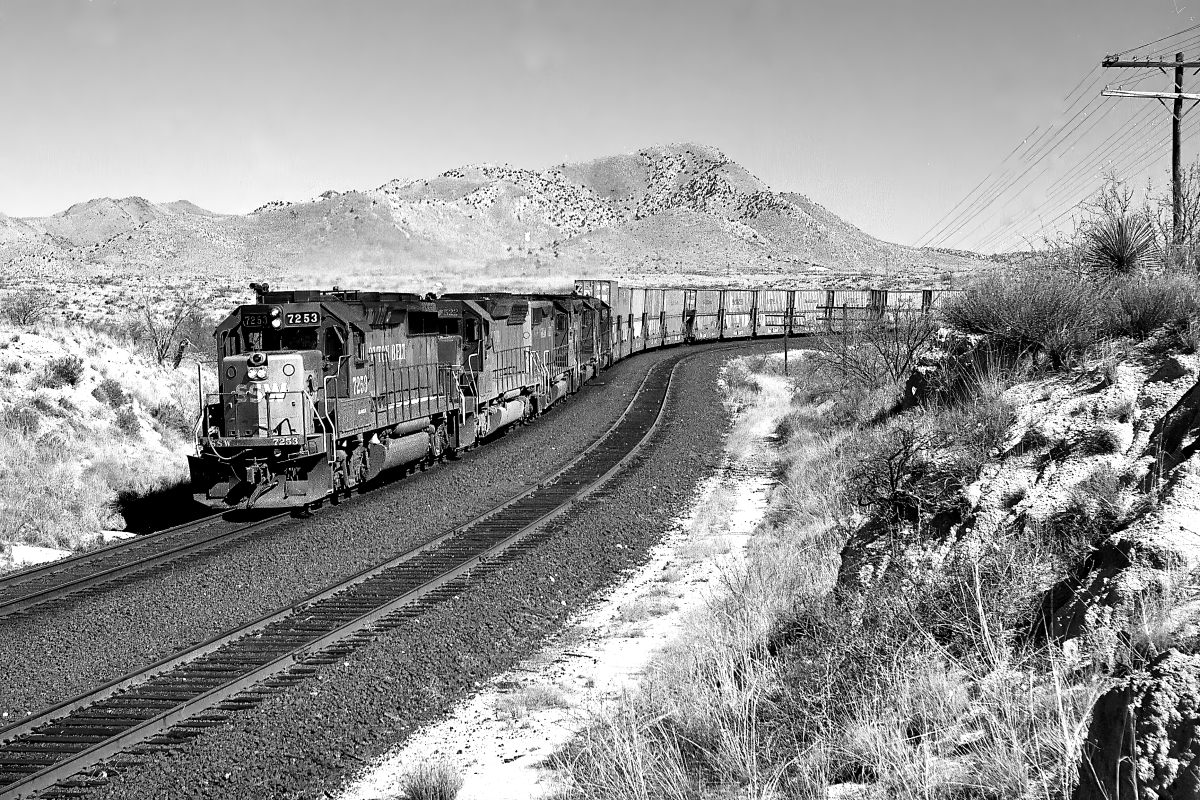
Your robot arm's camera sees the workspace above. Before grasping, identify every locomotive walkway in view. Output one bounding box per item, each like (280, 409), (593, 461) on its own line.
(0, 343), (745, 800)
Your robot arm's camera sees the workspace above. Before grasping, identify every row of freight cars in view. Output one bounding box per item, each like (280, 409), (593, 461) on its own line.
(573, 280), (949, 360)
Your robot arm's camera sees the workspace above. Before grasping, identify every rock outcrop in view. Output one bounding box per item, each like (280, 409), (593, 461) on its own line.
(1142, 377), (1200, 493)
(1074, 649), (1200, 800)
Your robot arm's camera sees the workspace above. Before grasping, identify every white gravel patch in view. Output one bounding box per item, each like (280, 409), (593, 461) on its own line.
(336, 375), (784, 800)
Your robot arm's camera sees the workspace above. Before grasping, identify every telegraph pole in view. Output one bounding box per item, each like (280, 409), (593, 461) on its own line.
(1102, 51), (1200, 250)
(1175, 52), (1184, 240)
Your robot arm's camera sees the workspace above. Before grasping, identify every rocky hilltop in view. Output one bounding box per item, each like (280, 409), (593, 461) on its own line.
(0, 143), (984, 298)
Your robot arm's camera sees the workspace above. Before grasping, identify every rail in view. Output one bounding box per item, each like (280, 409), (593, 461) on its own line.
(0, 341), (750, 800)
(0, 513), (287, 620)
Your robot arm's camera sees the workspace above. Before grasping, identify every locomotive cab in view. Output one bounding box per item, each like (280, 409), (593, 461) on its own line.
(191, 287), (465, 511)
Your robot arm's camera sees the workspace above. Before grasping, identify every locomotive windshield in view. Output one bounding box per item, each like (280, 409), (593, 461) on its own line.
(224, 326), (321, 356)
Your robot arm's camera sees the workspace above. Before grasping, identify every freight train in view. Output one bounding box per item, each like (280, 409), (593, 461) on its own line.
(188, 280), (948, 511)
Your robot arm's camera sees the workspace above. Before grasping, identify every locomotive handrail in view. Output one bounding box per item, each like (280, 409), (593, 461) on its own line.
(322, 373), (339, 463)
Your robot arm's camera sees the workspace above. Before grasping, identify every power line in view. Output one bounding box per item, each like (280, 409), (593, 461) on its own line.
(980, 106), (1189, 251)
(915, 67), (1105, 247)
(977, 111), (1173, 252)
(932, 89), (1115, 247)
(987, 113), (1198, 251)
(1113, 22), (1200, 57)
(919, 71), (1107, 247)
(969, 101), (1161, 250)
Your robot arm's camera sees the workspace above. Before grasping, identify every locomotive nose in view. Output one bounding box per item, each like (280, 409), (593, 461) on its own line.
(221, 352), (307, 439)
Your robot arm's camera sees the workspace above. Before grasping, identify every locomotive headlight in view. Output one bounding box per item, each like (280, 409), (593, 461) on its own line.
(270, 318), (282, 329)
(270, 306), (283, 328)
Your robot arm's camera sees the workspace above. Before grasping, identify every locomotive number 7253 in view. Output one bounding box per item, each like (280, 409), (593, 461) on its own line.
(285, 312), (320, 325)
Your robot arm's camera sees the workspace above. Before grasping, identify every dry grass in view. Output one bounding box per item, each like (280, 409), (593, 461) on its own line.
(555, 348), (1112, 800)
(617, 597), (678, 623)
(392, 760), (464, 800)
(493, 682), (570, 721)
(0, 319), (213, 552)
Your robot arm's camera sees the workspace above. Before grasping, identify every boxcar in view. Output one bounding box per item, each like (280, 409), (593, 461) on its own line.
(628, 287), (647, 353)
(663, 289), (687, 346)
(645, 288), (665, 348)
(613, 285), (633, 361)
(755, 290), (791, 336)
(721, 290), (756, 339)
(688, 289), (722, 341)
(787, 289), (821, 332)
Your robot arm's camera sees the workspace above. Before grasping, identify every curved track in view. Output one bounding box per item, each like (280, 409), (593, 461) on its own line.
(0, 514), (288, 620)
(0, 342), (727, 800)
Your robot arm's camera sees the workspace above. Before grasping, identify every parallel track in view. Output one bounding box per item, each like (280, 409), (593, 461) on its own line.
(0, 343), (721, 800)
(0, 514), (287, 619)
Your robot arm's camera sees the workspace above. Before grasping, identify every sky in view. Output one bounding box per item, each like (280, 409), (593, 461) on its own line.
(0, 0), (1192, 248)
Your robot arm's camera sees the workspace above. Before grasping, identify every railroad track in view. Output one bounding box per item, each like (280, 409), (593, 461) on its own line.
(0, 343), (726, 800)
(0, 513), (294, 620)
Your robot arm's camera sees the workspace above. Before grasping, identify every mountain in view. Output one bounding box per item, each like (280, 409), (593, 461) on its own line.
(0, 143), (985, 302)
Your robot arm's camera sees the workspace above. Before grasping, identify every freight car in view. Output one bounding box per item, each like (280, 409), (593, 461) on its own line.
(190, 279), (949, 511)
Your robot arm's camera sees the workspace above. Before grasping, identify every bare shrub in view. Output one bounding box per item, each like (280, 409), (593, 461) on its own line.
(0, 289), (52, 326)
(35, 355), (84, 389)
(942, 271), (1107, 369)
(847, 398), (1015, 525)
(114, 406), (140, 436)
(810, 310), (939, 390)
(150, 401), (192, 437)
(1107, 273), (1200, 340)
(91, 377), (127, 408)
(131, 290), (210, 366)
(396, 761), (464, 800)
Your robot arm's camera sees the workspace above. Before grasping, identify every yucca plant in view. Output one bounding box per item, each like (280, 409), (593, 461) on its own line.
(1082, 213), (1159, 274)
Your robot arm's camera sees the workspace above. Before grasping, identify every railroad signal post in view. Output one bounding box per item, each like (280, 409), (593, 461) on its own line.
(1102, 51), (1200, 250)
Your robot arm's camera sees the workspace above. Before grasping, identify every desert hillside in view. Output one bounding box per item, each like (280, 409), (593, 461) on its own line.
(0, 143), (984, 323)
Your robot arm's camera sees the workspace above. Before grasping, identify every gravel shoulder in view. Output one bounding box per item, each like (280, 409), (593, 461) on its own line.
(77, 342), (778, 800)
(0, 345), (683, 721)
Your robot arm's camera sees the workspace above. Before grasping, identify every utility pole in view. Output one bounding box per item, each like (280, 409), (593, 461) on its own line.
(1175, 52), (1184, 241)
(1102, 51), (1200, 252)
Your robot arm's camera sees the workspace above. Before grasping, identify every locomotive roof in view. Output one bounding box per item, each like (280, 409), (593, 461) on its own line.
(259, 289), (429, 307)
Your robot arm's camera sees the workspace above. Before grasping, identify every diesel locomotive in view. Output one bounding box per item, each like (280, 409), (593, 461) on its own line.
(189, 279), (947, 511)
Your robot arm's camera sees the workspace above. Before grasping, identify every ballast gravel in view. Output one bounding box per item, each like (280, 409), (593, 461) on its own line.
(75, 342), (778, 800)
(0, 345), (684, 721)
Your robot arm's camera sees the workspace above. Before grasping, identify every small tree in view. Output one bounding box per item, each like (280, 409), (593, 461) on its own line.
(811, 309), (939, 390)
(134, 289), (207, 366)
(0, 289), (52, 327)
